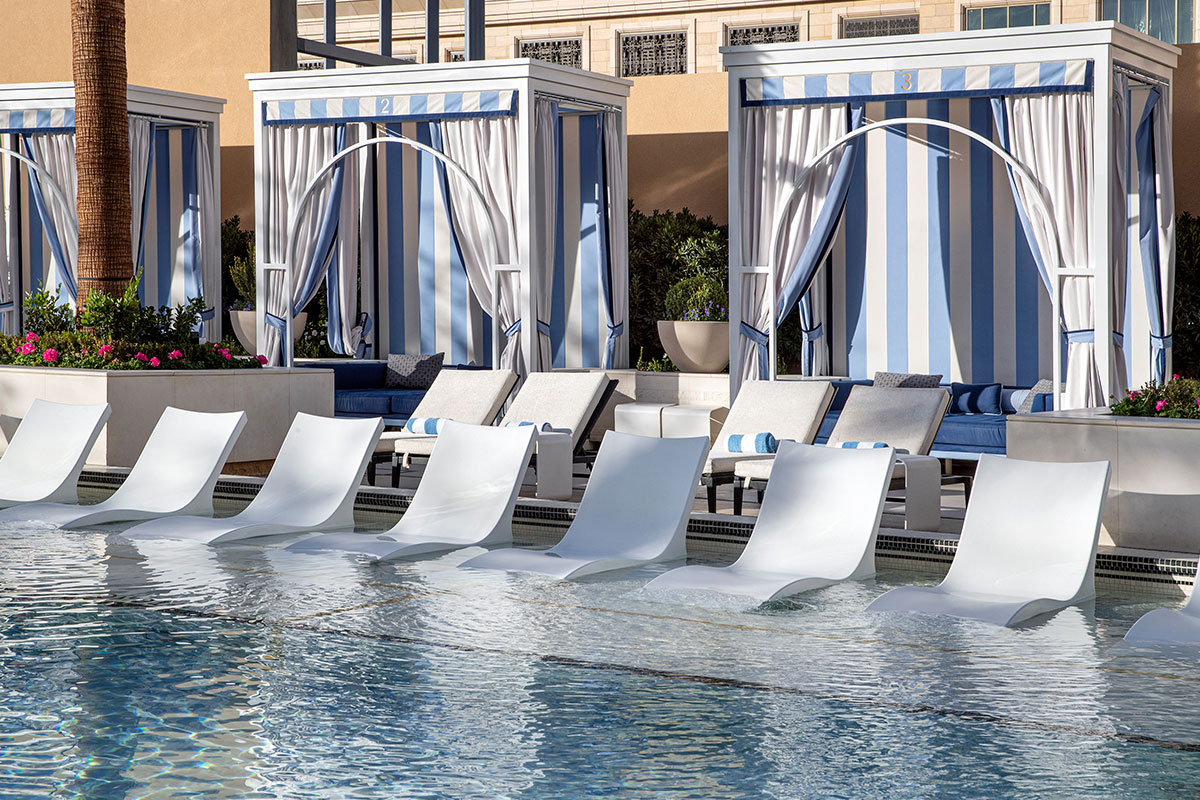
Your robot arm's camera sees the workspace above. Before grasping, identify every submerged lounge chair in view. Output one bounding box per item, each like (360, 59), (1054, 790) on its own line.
(121, 413), (383, 544)
(733, 385), (950, 526)
(0, 399), (111, 509)
(289, 421), (536, 560)
(459, 431), (709, 580)
(866, 455), (1110, 627)
(0, 407), (245, 528)
(646, 441), (895, 603)
(700, 380), (834, 513)
(1123, 564), (1200, 646)
(369, 368), (518, 485)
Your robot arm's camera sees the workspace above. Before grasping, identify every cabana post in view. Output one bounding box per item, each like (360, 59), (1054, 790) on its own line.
(248, 60), (631, 374)
(724, 22), (1178, 410)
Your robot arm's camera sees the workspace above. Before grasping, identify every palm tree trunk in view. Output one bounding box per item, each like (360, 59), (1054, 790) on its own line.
(72, 0), (132, 307)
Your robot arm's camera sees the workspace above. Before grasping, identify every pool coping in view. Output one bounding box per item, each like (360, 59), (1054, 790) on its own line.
(78, 467), (1198, 596)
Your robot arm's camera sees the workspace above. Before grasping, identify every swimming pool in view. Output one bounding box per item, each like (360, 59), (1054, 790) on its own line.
(3, 525), (1199, 799)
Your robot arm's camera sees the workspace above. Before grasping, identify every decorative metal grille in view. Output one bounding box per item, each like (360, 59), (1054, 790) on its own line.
(449, 51), (465, 62)
(619, 31), (688, 77)
(727, 23), (801, 46)
(841, 14), (921, 38)
(298, 59), (325, 70)
(519, 38), (584, 68)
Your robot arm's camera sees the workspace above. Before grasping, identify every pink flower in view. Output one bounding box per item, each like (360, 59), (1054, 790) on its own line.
(1173, 373), (1181, 381)
(1195, 397), (1200, 408)
(1156, 400), (1167, 412)
(219, 349), (231, 360)
(24, 332), (38, 343)
(42, 348), (57, 363)
(149, 357), (160, 368)
(1129, 390), (1140, 399)
(98, 344), (113, 356)
(81, 348), (88, 355)
(135, 352), (148, 362)
(16, 342), (32, 355)
(256, 354), (268, 365)
(167, 349), (183, 360)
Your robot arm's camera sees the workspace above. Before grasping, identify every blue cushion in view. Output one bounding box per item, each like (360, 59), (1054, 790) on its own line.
(389, 390), (426, 417)
(950, 382), (1002, 414)
(932, 413), (1008, 453)
(299, 360), (388, 390)
(829, 379), (873, 412)
(1031, 392), (1053, 413)
(334, 389), (395, 416)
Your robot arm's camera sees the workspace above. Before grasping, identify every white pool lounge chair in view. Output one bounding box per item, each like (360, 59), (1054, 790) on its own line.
(370, 368), (517, 485)
(0, 407), (245, 528)
(459, 431), (709, 580)
(0, 399), (111, 508)
(700, 380), (834, 513)
(647, 441), (894, 603)
(120, 413), (383, 544)
(734, 385), (950, 529)
(1123, 564), (1200, 646)
(866, 455), (1111, 627)
(289, 421), (537, 560)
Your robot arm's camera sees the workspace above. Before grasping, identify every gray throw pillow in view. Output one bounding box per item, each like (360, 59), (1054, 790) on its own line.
(1018, 378), (1056, 414)
(873, 371), (943, 389)
(386, 352), (444, 389)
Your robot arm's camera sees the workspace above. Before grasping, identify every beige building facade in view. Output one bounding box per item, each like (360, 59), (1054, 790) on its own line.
(299, 0), (1200, 222)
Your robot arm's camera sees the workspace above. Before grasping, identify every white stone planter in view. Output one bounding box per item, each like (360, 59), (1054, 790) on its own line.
(657, 320), (729, 373)
(230, 310), (307, 356)
(1008, 409), (1200, 553)
(0, 365), (333, 468)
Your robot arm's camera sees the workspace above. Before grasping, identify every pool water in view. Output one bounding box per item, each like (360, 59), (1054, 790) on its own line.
(2, 525), (1200, 799)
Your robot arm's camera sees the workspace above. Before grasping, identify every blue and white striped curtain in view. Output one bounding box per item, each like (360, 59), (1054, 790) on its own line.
(20, 133), (76, 304)
(549, 112), (613, 370)
(368, 122), (491, 365)
(827, 98), (1054, 386)
(599, 110), (628, 369)
(1134, 87), (1175, 385)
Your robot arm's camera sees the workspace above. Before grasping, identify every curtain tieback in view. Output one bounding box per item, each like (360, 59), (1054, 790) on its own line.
(537, 320), (552, 337)
(505, 320), (522, 339)
(801, 324), (823, 342)
(1111, 332), (1125, 348)
(354, 313), (373, 359)
(0, 301), (14, 310)
(740, 322), (770, 381)
(1065, 329), (1094, 344)
(200, 307), (216, 322)
(264, 312), (287, 366)
(604, 321), (624, 370)
(1150, 333), (1173, 349)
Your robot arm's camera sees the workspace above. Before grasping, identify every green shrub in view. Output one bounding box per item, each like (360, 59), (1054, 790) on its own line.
(635, 347), (677, 372)
(76, 270), (207, 344)
(23, 288), (74, 335)
(1173, 213), (1200, 378)
(664, 276), (728, 322)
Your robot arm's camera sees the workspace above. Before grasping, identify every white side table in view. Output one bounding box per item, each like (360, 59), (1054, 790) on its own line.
(661, 404), (729, 443)
(535, 430), (574, 501)
(613, 402), (673, 437)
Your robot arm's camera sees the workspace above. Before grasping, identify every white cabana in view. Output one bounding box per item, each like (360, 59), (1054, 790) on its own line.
(0, 83), (225, 338)
(724, 23), (1178, 410)
(246, 60), (631, 373)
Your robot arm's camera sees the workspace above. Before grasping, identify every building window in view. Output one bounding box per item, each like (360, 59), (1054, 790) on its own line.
(726, 23), (802, 46)
(619, 31), (688, 77)
(519, 38), (584, 69)
(965, 3), (1052, 29)
(1101, 0), (1193, 43)
(841, 14), (921, 38)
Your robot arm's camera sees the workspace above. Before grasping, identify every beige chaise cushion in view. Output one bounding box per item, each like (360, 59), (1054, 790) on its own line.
(705, 380), (835, 475)
(382, 368), (518, 456)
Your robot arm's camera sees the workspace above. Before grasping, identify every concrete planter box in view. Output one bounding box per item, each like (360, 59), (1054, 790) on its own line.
(0, 365), (333, 468)
(1008, 409), (1200, 553)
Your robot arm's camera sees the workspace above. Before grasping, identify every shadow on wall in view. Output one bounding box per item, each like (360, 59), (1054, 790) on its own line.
(629, 132), (729, 225)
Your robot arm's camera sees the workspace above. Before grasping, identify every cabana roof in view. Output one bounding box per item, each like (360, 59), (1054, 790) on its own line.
(0, 82), (225, 131)
(723, 22), (1179, 409)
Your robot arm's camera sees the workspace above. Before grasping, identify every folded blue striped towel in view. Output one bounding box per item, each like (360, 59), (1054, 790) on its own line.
(504, 421), (553, 431)
(829, 441), (890, 449)
(405, 417), (447, 435)
(723, 432), (777, 454)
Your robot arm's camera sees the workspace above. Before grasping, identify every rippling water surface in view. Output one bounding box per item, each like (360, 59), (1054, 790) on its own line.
(2, 524), (1200, 799)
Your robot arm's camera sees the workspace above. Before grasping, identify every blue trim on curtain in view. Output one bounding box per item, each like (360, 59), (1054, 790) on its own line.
(181, 127), (201, 314)
(740, 322), (770, 380)
(926, 98), (952, 382)
(776, 103), (865, 376)
(20, 135), (76, 302)
(416, 123), (438, 355)
(136, 121), (157, 276)
(552, 112), (566, 369)
(428, 122), (471, 366)
(597, 113), (620, 368)
(968, 98), (995, 383)
(1136, 88), (1170, 384)
(155, 128), (171, 306)
(578, 114), (602, 369)
(384, 124), (406, 355)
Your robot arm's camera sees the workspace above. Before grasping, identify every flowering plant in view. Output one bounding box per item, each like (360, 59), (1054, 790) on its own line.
(664, 276), (729, 322)
(1110, 375), (1200, 419)
(0, 332), (260, 371)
